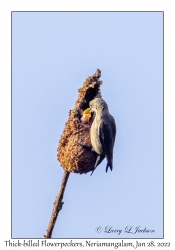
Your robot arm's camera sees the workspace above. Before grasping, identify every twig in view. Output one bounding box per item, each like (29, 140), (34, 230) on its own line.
(44, 170), (70, 238)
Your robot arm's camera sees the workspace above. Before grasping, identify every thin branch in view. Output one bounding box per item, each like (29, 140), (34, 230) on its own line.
(44, 170), (70, 238)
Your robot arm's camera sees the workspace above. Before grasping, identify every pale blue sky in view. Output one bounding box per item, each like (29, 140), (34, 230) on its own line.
(12, 12), (163, 238)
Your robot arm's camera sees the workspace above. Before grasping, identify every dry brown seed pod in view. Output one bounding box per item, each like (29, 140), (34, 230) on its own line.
(57, 69), (102, 174)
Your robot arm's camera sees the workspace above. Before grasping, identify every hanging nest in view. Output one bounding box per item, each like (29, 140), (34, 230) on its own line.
(57, 69), (102, 174)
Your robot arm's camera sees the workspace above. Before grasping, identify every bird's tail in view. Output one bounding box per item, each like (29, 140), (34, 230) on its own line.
(106, 161), (113, 172)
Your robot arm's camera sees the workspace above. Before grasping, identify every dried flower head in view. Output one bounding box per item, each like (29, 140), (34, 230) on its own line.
(57, 69), (102, 174)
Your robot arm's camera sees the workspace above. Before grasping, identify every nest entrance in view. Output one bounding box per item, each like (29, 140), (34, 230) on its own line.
(81, 86), (100, 111)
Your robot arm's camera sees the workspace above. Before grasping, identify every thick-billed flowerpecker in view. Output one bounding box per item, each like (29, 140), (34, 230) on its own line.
(89, 98), (116, 175)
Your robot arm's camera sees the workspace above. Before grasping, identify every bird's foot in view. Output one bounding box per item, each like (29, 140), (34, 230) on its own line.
(76, 140), (94, 151)
(76, 141), (85, 147)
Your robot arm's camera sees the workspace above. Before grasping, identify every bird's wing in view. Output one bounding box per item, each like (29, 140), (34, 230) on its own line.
(99, 120), (113, 162)
(110, 115), (117, 144)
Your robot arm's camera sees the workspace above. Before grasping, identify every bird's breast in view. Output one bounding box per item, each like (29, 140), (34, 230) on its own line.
(90, 118), (104, 155)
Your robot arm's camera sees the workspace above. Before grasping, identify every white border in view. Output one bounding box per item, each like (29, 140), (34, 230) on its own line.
(1, 1), (175, 249)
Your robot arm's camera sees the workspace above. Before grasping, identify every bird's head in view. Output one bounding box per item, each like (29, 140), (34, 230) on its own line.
(81, 108), (91, 123)
(89, 98), (108, 113)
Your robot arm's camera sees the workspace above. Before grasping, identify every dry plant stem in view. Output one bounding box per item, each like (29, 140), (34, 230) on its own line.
(44, 170), (70, 238)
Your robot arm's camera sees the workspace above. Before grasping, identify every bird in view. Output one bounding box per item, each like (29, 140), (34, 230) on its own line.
(81, 108), (91, 124)
(89, 98), (116, 175)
